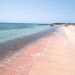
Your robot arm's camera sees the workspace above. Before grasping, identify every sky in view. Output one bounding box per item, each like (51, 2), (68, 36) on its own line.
(0, 0), (75, 23)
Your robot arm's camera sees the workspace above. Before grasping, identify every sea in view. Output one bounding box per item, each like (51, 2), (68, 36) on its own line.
(0, 23), (50, 43)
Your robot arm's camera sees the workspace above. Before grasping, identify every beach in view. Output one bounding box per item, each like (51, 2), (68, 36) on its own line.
(0, 25), (75, 75)
(0, 28), (53, 61)
(30, 25), (75, 75)
(0, 26), (54, 75)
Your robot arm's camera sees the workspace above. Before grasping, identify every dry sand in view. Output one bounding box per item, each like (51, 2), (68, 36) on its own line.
(30, 25), (75, 75)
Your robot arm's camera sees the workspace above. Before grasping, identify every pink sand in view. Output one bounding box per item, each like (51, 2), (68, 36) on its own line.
(1, 25), (75, 75)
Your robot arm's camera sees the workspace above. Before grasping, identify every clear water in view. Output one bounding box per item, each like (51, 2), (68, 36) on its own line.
(0, 23), (50, 43)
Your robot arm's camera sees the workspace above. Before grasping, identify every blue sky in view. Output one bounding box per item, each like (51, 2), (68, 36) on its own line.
(0, 0), (75, 23)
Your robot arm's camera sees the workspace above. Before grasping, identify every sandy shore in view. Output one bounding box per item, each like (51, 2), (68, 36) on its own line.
(0, 27), (55, 75)
(30, 25), (75, 75)
(1, 25), (75, 75)
(0, 28), (53, 61)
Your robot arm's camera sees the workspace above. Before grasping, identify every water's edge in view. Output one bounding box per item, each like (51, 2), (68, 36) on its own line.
(0, 28), (54, 61)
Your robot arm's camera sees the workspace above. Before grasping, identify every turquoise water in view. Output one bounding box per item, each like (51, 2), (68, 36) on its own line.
(0, 23), (50, 43)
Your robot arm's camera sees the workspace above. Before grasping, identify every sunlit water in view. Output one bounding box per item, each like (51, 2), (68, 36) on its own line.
(0, 23), (50, 43)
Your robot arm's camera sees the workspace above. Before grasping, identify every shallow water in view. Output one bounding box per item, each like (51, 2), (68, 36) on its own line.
(0, 23), (50, 43)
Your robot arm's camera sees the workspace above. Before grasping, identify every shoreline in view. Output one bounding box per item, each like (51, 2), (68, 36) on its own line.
(0, 28), (54, 61)
(0, 28), (54, 75)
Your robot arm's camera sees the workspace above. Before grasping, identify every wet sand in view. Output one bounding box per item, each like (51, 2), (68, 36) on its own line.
(0, 25), (75, 75)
